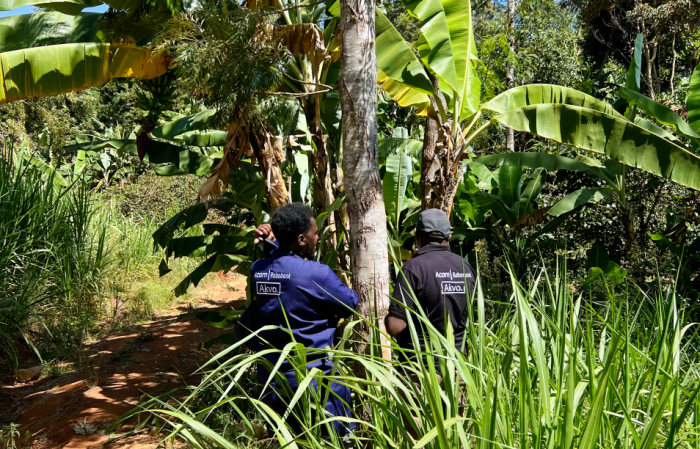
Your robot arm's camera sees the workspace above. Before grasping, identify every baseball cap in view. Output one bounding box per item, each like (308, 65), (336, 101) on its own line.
(416, 208), (451, 239)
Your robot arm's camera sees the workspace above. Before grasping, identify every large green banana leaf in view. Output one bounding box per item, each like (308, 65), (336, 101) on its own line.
(634, 116), (685, 147)
(0, 0), (101, 15)
(482, 84), (625, 119)
(473, 152), (603, 179)
(375, 8), (434, 98)
(471, 192), (516, 226)
(378, 69), (432, 115)
(404, 0), (480, 119)
(151, 109), (217, 139)
(0, 0), (153, 14)
(548, 187), (614, 217)
(619, 86), (700, 146)
(494, 103), (700, 191)
(173, 130), (228, 146)
(0, 43), (170, 104)
(686, 63), (700, 135)
(144, 141), (216, 176)
(0, 12), (102, 53)
(498, 164), (522, 208)
(382, 153), (413, 221)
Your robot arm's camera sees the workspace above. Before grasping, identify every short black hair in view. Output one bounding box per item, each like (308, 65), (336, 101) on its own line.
(271, 203), (314, 246)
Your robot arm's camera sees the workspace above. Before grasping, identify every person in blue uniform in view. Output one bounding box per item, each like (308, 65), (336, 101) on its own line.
(250, 203), (359, 437)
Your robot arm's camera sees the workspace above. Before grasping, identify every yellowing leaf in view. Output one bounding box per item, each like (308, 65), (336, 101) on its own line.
(0, 43), (171, 104)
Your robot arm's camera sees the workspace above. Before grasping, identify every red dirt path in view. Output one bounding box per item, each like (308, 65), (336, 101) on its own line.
(2, 272), (247, 449)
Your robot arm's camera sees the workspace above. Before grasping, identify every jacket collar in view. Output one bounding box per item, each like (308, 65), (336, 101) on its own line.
(414, 244), (450, 257)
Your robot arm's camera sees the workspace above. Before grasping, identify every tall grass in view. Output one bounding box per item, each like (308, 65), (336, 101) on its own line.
(94, 200), (203, 326)
(111, 264), (700, 449)
(0, 156), (108, 371)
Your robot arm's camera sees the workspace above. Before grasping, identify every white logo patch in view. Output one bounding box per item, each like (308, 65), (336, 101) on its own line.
(441, 281), (466, 295)
(257, 282), (281, 295)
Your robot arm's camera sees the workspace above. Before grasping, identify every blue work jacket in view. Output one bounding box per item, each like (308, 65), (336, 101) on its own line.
(250, 248), (359, 376)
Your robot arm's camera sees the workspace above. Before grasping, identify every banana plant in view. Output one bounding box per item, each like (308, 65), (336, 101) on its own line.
(0, 2), (177, 105)
(455, 154), (609, 276)
(375, 6), (700, 218)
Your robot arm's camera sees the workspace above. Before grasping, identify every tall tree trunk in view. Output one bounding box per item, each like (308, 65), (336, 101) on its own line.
(340, 0), (391, 360)
(670, 36), (676, 97)
(642, 29), (657, 100)
(505, 0), (516, 152)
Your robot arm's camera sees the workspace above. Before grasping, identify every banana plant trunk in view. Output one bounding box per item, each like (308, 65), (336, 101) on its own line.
(340, 0), (391, 360)
(305, 99), (338, 249)
(420, 77), (461, 217)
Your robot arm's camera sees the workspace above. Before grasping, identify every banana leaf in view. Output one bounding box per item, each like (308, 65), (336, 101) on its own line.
(405, 0), (480, 119)
(619, 86), (700, 146)
(165, 234), (252, 259)
(151, 109), (217, 140)
(0, 43), (171, 104)
(626, 33), (643, 92)
(498, 165), (522, 209)
(473, 152), (603, 179)
(174, 253), (250, 297)
(494, 103), (700, 191)
(0, 0), (102, 15)
(383, 153), (413, 221)
(518, 168), (545, 214)
(471, 192), (516, 227)
(144, 141), (216, 176)
(376, 8), (434, 98)
(153, 198), (243, 250)
(378, 137), (423, 156)
(378, 69), (432, 115)
(634, 117), (686, 147)
(0, 12), (102, 53)
(173, 130), (228, 146)
(547, 187), (613, 217)
(686, 62), (700, 134)
(483, 84), (625, 119)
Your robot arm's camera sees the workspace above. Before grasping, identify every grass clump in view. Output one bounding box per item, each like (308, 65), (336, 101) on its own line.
(110, 264), (700, 449)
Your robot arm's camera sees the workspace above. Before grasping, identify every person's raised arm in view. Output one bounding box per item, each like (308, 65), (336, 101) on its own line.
(320, 267), (359, 319)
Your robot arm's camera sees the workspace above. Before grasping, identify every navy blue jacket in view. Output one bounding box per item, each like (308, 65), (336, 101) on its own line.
(250, 249), (359, 374)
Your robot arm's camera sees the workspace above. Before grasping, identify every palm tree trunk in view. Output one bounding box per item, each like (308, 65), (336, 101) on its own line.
(340, 0), (391, 359)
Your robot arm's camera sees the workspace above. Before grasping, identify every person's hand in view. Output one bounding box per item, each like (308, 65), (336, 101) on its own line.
(253, 224), (275, 245)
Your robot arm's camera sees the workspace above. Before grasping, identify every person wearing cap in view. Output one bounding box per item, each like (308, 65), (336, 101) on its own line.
(384, 208), (476, 372)
(249, 203), (359, 438)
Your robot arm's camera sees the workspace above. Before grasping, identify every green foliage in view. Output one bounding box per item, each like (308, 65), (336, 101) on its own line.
(0, 154), (108, 371)
(153, 0), (291, 123)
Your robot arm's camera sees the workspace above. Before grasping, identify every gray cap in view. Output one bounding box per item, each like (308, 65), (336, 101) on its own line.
(416, 208), (451, 238)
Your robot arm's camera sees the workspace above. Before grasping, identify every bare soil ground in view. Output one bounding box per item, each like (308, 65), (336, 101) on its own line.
(1, 271), (247, 449)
